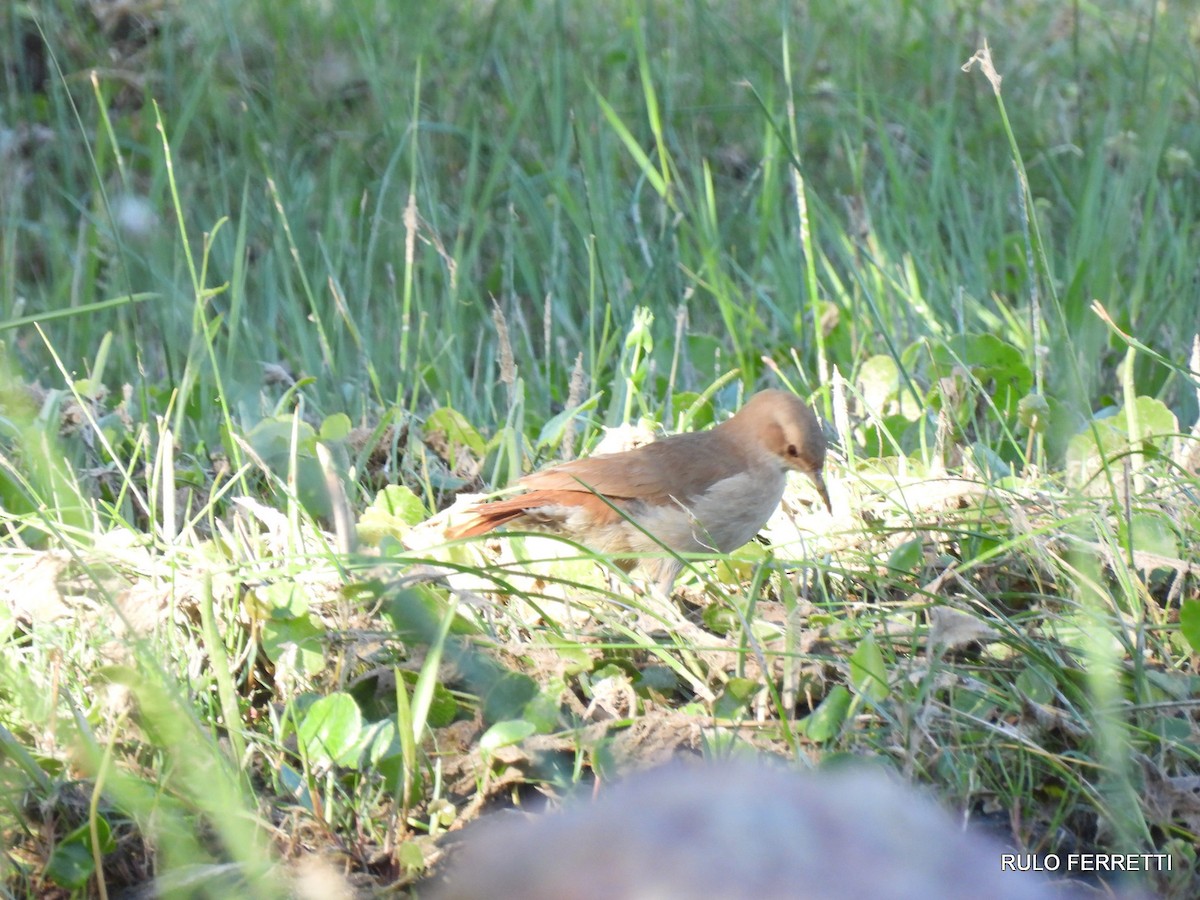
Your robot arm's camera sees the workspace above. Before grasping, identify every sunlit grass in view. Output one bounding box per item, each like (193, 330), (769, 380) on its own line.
(2, 0), (1199, 896)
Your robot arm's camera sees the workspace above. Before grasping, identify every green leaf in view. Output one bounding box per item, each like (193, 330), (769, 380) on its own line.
(924, 334), (1032, 421)
(1126, 395), (1178, 439)
(381, 585), (478, 641)
(45, 818), (115, 889)
(858, 354), (900, 412)
(521, 687), (563, 733)
(1015, 665), (1056, 705)
(634, 665), (679, 696)
(479, 718), (537, 753)
(1045, 611), (1125, 657)
(535, 394), (602, 450)
(800, 685), (851, 743)
(1180, 599), (1200, 653)
(394, 669), (459, 728)
(713, 677), (760, 718)
(297, 692), (363, 767)
(482, 672), (539, 724)
(345, 719), (400, 773)
(243, 414), (331, 517)
(593, 661), (635, 681)
(1066, 397), (1179, 486)
(357, 484), (427, 545)
(859, 413), (923, 457)
(1150, 716), (1193, 745)
(1018, 392), (1050, 431)
(376, 487), (434, 528)
(398, 844), (427, 878)
(928, 334), (1031, 389)
(1119, 512), (1179, 564)
(886, 539), (924, 577)
(319, 412), (352, 442)
(543, 639), (596, 676)
(949, 687), (997, 721)
(261, 615), (326, 676)
(398, 841), (426, 873)
(713, 542), (767, 585)
(246, 582), (309, 620)
(849, 635), (890, 702)
(278, 763), (309, 806)
(45, 839), (95, 890)
(701, 601), (738, 635)
(245, 415), (318, 471)
(970, 442), (1011, 480)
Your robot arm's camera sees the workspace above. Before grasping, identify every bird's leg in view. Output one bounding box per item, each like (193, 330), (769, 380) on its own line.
(637, 560), (730, 651)
(599, 562), (643, 629)
(624, 556), (683, 629)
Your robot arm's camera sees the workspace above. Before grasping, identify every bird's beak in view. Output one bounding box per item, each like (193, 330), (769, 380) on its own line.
(807, 470), (832, 514)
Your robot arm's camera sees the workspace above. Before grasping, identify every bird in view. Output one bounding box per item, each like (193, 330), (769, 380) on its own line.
(446, 389), (830, 596)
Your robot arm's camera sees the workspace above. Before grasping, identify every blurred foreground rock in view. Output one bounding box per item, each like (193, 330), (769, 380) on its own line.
(431, 761), (1092, 900)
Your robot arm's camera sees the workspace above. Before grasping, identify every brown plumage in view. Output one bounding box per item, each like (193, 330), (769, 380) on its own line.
(446, 389), (830, 594)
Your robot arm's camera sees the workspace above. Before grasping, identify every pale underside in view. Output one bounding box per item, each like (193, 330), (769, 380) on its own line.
(475, 465), (787, 594)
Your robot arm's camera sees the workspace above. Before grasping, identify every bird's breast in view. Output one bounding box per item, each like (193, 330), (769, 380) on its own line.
(635, 464), (787, 554)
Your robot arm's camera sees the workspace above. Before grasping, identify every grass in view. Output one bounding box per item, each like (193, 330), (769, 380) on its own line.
(2, 0), (1200, 896)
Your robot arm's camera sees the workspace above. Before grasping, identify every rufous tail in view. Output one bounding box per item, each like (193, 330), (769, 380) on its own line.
(445, 504), (528, 539)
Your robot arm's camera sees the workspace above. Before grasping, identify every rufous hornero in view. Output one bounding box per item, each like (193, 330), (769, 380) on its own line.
(447, 390), (830, 595)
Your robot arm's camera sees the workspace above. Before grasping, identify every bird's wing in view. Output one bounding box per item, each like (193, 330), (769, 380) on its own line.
(520, 431), (739, 503)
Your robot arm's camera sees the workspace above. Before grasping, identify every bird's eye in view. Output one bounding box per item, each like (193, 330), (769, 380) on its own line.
(787, 444), (798, 457)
